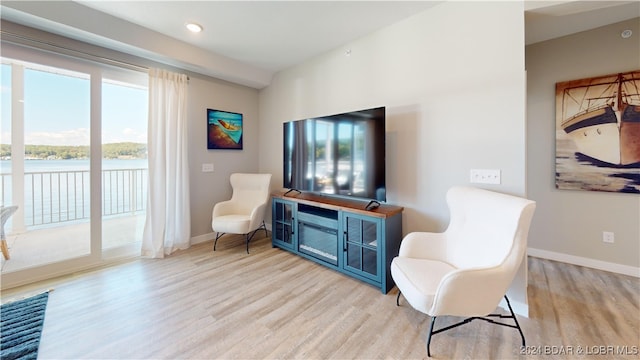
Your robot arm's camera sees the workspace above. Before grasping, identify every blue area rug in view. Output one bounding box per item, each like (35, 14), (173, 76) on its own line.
(1, 292), (50, 360)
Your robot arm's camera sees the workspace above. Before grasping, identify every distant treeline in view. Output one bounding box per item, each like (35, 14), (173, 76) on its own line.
(0, 142), (147, 159)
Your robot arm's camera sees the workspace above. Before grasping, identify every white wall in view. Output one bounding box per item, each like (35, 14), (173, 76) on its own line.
(526, 18), (640, 275)
(259, 2), (529, 311)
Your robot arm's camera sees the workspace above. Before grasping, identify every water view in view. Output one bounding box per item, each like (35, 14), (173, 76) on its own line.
(1, 158), (148, 229)
(1, 158), (147, 172)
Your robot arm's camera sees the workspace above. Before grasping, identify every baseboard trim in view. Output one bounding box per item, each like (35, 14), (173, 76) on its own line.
(528, 248), (640, 278)
(191, 232), (216, 245)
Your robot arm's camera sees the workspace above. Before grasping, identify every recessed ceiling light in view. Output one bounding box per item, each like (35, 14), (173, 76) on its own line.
(186, 22), (203, 33)
(621, 29), (632, 39)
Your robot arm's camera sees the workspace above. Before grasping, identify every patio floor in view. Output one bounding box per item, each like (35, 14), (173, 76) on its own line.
(1, 214), (145, 273)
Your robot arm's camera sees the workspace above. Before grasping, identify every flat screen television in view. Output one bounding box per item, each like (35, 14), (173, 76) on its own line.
(283, 106), (386, 202)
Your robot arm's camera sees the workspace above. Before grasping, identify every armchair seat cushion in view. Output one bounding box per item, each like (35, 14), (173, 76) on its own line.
(391, 257), (456, 314)
(212, 214), (251, 234)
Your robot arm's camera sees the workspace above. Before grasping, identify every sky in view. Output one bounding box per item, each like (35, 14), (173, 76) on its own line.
(1, 63), (147, 146)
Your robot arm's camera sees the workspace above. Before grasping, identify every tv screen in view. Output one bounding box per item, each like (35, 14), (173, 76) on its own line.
(283, 106), (386, 201)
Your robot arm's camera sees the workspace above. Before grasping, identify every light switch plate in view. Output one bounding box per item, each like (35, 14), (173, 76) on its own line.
(470, 169), (501, 184)
(202, 163), (214, 172)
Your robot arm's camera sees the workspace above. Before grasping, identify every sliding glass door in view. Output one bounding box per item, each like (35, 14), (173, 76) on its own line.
(0, 44), (148, 287)
(101, 77), (148, 257)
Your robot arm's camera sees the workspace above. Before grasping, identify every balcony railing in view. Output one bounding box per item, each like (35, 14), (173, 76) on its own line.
(0, 168), (147, 229)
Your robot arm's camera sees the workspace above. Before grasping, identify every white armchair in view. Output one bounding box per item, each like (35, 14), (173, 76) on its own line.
(391, 186), (536, 357)
(211, 173), (272, 253)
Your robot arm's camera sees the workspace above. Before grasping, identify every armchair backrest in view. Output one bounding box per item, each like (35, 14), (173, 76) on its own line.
(229, 173), (272, 214)
(443, 186), (536, 276)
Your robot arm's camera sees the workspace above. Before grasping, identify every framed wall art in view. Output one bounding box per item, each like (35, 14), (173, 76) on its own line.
(555, 70), (640, 193)
(207, 109), (243, 150)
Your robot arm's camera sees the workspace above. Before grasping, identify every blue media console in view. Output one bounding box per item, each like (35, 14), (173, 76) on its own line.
(271, 190), (403, 294)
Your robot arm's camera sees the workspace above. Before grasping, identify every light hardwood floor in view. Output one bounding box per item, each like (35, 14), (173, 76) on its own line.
(2, 233), (639, 359)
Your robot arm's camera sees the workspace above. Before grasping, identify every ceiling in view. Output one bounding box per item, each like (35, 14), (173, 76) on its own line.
(75, 0), (443, 73)
(1, 1), (638, 89)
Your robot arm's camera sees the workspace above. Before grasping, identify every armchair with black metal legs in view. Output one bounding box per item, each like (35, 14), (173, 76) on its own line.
(211, 173), (272, 254)
(391, 186), (536, 357)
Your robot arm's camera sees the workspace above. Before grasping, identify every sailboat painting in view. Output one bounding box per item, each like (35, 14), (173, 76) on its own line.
(555, 70), (640, 193)
(207, 109), (243, 150)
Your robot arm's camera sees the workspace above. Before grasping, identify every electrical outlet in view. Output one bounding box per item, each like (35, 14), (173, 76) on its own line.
(602, 231), (614, 244)
(202, 163), (214, 172)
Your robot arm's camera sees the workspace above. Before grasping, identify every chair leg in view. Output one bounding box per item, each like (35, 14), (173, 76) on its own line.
(426, 316), (437, 357)
(396, 291), (402, 306)
(423, 296), (525, 357)
(504, 295), (526, 347)
(215, 222), (268, 254)
(1, 239), (10, 260)
(213, 232), (225, 251)
(245, 222), (268, 254)
(246, 229), (258, 254)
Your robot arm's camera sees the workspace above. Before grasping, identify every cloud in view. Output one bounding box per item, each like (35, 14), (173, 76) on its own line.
(3, 128), (146, 146)
(25, 128), (90, 146)
(102, 128), (146, 144)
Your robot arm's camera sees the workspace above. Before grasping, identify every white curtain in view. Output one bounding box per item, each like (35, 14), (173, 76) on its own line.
(141, 68), (191, 258)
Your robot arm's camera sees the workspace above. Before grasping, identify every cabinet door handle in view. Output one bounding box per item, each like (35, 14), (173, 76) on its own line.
(343, 231), (347, 251)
